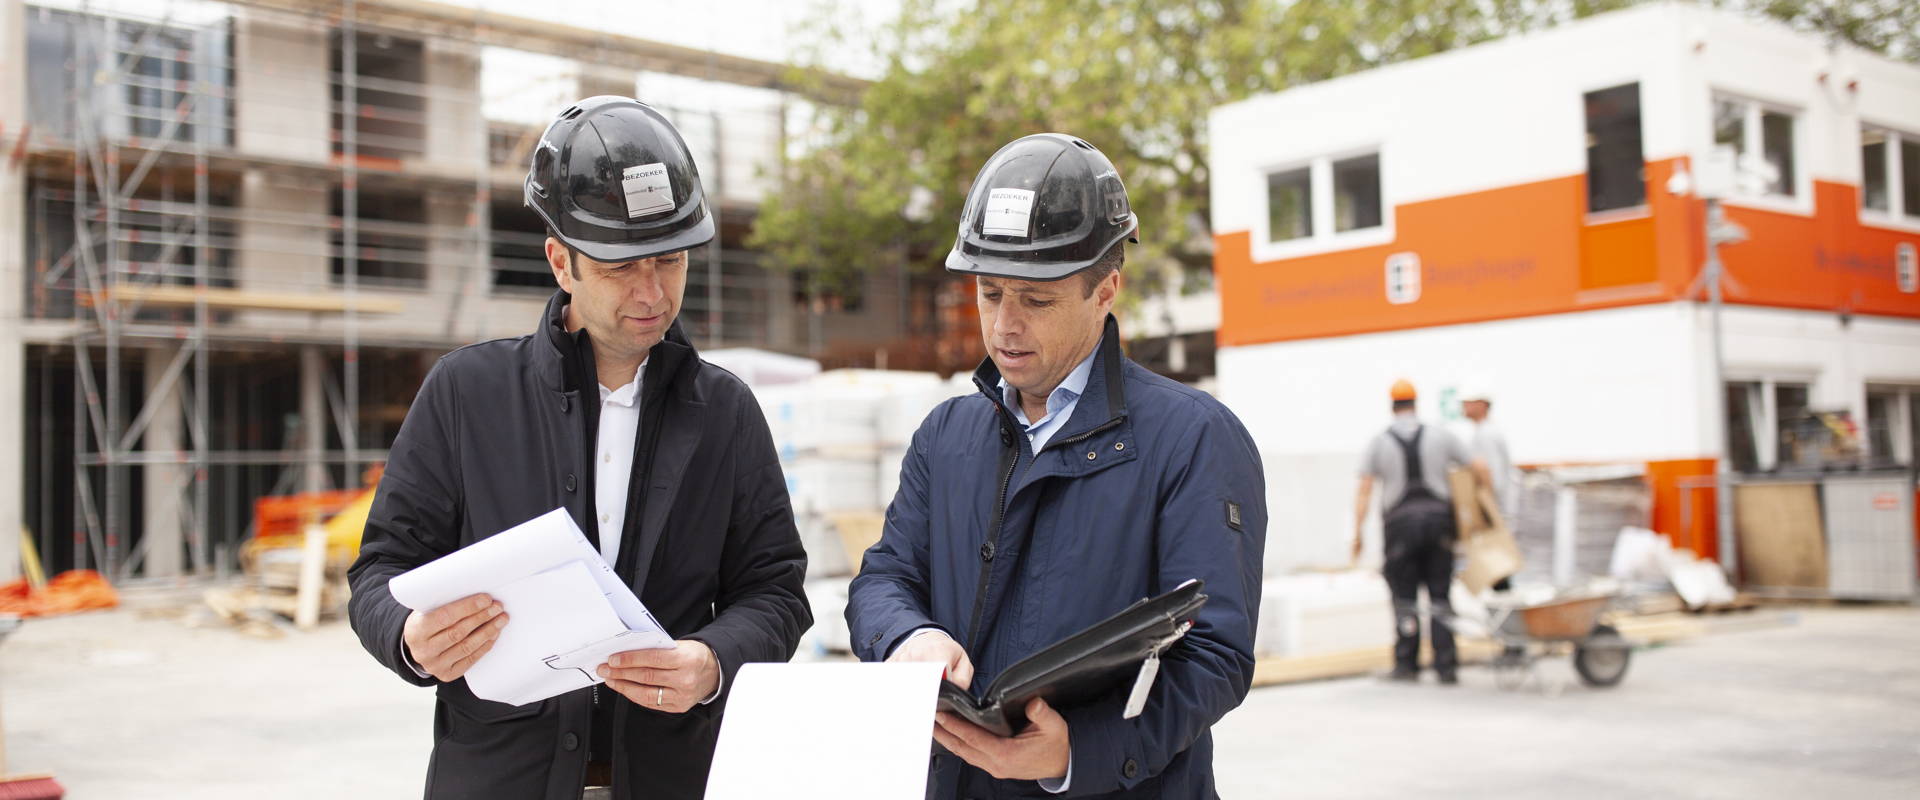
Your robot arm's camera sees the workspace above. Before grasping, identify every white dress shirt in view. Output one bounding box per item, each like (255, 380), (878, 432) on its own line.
(998, 346), (1098, 453)
(593, 359), (647, 565)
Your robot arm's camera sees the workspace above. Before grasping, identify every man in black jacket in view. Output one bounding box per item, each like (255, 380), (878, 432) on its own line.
(348, 96), (810, 800)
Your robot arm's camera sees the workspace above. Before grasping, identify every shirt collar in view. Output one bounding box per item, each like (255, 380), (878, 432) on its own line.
(598, 358), (649, 407)
(998, 343), (1098, 427)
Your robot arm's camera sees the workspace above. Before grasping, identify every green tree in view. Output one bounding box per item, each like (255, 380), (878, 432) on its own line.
(754, 0), (1911, 296)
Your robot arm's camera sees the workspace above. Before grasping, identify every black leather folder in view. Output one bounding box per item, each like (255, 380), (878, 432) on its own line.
(936, 579), (1207, 737)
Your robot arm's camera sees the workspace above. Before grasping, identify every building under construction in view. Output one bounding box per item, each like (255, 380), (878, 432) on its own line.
(0, 0), (975, 582)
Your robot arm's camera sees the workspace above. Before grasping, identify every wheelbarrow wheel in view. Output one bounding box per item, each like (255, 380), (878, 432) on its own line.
(1573, 624), (1630, 688)
(1492, 643), (1528, 691)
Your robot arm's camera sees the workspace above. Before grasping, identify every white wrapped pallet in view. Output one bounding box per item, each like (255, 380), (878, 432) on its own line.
(787, 457), (881, 515)
(1255, 572), (1394, 658)
(704, 347), (822, 388)
(754, 383), (809, 463)
(795, 577), (853, 658)
(752, 380), (880, 460)
(877, 445), (910, 510)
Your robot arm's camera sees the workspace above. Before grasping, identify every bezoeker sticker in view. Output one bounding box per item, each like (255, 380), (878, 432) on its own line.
(622, 163), (675, 218)
(982, 188), (1036, 238)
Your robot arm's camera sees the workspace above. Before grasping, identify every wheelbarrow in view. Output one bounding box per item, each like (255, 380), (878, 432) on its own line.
(1484, 593), (1631, 691)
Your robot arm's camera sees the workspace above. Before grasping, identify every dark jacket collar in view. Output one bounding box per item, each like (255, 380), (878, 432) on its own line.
(972, 314), (1128, 448)
(536, 289), (699, 398)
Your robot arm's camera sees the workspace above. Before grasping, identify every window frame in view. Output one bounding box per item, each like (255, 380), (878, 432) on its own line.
(1253, 145), (1393, 262)
(1709, 92), (1811, 215)
(1864, 383), (1920, 466)
(1723, 374), (1817, 473)
(1582, 81), (1649, 218)
(1859, 123), (1920, 233)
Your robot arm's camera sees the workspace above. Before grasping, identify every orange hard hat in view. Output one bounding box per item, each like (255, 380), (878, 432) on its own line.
(1389, 379), (1417, 401)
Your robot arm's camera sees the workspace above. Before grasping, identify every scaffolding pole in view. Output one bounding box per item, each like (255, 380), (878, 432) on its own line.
(23, 0), (804, 581)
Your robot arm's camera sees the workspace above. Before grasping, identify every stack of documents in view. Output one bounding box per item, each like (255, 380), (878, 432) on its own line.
(389, 508), (674, 705)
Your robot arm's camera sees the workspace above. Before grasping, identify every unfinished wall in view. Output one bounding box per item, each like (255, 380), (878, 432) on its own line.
(233, 169), (330, 329)
(423, 38), (482, 171)
(234, 13), (330, 163)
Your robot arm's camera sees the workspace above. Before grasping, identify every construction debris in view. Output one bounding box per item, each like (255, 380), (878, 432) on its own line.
(0, 571), (118, 619)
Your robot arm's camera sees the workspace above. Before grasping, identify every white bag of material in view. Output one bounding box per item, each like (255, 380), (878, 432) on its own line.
(1609, 526), (1669, 583)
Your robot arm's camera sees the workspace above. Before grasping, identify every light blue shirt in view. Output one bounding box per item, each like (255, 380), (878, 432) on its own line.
(997, 345), (1098, 453)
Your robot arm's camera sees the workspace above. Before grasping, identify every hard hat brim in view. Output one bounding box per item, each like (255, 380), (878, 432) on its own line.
(559, 214), (715, 265)
(944, 222), (1137, 282)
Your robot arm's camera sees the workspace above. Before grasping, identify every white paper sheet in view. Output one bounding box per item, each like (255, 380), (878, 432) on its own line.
(388, 508), (674, 706)
(704, 662), (944, 800)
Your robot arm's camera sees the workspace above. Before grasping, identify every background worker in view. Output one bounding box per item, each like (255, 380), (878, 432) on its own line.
(1460, 385), (1517, 525)
(1351, 379), (1488, 684)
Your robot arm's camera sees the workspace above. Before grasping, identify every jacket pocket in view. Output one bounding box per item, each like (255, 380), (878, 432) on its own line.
(437, 679), (548, 724)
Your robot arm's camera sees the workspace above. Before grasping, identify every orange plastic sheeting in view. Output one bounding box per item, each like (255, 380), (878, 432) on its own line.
(1646, 459), (1718, 562)
(254, 489), (365, 539)
(0, 570), (120, 617)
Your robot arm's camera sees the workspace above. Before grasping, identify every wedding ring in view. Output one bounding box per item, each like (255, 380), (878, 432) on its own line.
(656, 687), (665, 706)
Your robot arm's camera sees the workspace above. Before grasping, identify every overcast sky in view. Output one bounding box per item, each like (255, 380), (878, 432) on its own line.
(36, 0), (903, 127)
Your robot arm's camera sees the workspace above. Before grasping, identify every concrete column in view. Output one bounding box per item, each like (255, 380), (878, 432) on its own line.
(0, 0), (28, 581)
(141, 345), (184, 577)
(300, 346), (326, 496)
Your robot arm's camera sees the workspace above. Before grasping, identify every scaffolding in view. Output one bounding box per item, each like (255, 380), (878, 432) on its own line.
(12, 0), (854, 581)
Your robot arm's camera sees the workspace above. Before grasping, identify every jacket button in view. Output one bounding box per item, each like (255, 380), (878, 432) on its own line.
(562, 732), (579, 751)
(869, 631), (883, 646)
(565, 473), (576, 492)
(1122, 758), (1138, 779)
(980, 541), (994, 561)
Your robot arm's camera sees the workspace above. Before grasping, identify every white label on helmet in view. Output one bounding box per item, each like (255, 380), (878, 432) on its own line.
(982, 188), (1036, 238)
(622, 163), (675, 218)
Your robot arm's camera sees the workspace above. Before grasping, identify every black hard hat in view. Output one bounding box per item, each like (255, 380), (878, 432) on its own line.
(945, 133), (1138, 282)
(524, 96), (714, 264)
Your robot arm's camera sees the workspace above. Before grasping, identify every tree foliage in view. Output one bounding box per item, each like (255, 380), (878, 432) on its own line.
(753, 0), (1913, 296)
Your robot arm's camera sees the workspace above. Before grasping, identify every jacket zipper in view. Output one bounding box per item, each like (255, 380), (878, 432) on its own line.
(961, 414), (1127, 653)
(1042, 417), (1124, 453)
(963, 415), (1021, 652)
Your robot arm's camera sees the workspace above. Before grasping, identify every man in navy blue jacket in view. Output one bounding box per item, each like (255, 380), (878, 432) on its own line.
(846, 133), (1267, 799)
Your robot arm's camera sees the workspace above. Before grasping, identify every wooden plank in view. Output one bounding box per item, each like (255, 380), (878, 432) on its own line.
(111, 283), (406, 314)
(293, 526), (329, 630)
(1250, 616), (1709, 688)
(1252, 640), (1502, 687)
(828, 512), (886, 573)
(1733, 483), (1828, 589)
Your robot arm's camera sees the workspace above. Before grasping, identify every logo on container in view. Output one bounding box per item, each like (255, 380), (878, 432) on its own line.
(1385, 252), (1421, 305)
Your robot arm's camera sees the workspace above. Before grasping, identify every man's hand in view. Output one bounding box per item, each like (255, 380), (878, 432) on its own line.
(1350, 528), (1364, 564)
(598, 640), (721, 714)
(934, 697), (1071, 782)
(889, 630), (974, 688)
(402, 593), (507, 682)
